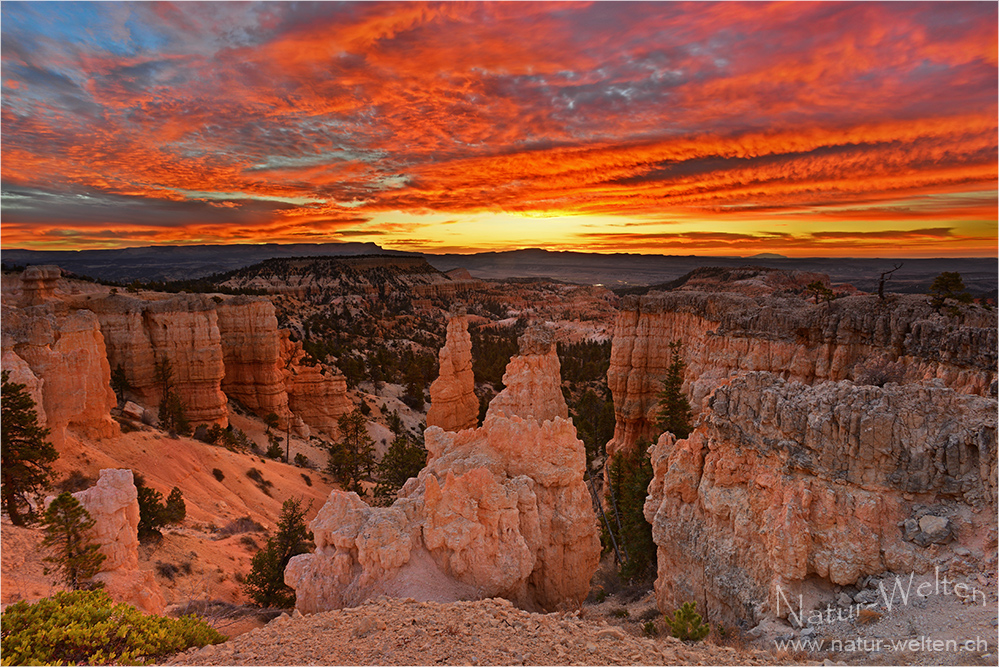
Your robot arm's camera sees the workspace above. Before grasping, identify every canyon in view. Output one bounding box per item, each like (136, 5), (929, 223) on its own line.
(1, 259), (996, 665)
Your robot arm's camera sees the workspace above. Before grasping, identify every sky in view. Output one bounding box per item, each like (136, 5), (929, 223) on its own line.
(1, 1), (996, 257)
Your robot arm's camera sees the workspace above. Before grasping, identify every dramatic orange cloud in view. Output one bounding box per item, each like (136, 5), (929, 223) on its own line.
(1, 1), (995, 256)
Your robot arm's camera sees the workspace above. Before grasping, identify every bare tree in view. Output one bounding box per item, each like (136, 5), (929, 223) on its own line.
(877, 263), (903, 300)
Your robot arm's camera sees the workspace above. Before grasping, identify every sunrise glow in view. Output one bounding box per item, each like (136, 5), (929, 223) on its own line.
(1, 1), (996, 257)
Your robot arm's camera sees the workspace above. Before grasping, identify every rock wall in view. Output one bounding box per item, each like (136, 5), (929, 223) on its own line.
(88, 295), (228, 426)
(215, 297), (293, 426)
(73, 469), (165, 614)
(644, 372), (997, 626)
(1, 304), (119, 442)
(283, 332), (352, 436)
(286, 334), (600, 614)
(427, 314), (479, 432)
(608, 292), (997, 454)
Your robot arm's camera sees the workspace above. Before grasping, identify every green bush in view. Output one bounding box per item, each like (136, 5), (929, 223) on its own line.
(0, 589), (225, 665)
(668, 601), (710, 642)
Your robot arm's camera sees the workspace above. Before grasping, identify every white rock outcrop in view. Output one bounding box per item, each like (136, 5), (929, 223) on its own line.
(286, 328), (600, 613)
(73, 469), (165, 614)
(644, 373), (997, 626)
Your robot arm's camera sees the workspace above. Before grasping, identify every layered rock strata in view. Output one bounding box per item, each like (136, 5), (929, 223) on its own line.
(644, 372), (997, 626)
(1, 303), (118, 442)
(73, 469), (165, 614)
(215, 297), (294, 427)
(88, 295), (228, 426)
(608, 291), (997, 454)
(286, 332), (600, 613)
(283, 332), (351, 436)
(426, 314), (479, 432)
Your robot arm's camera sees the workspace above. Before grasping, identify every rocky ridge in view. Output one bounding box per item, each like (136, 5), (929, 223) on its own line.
(608, 290), (997, 454)
(1, 302), (119, 443)
(1, 269), (351, 438)
(167, 596), (787, 666)
(644, 372), (998, 628)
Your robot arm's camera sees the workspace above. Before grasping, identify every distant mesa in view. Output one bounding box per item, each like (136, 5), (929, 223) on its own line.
(746, 252), (787, 259)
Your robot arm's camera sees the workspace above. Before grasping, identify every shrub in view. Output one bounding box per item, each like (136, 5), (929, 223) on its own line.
(294, 453), (310, 468)
(0, 589), (225, 665)
(216, 516), (264, 537)
(58, 470), (96, 494)
(41, 493), (106, 590)
(668, 601), (710, 642)
(244, 498), (314, 608)
(265, 436), (284, 460)
(245, 468), (273, 496)
(212, 468), (225, 482)
(301, 473), (312, 487)
(643, 620), (658, 637)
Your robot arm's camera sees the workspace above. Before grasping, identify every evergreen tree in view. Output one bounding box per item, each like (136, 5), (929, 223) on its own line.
(134, 473), (185, 539)
(929, 271), (973, 308)
(606, 447), (656, 580)
(1, 370), (58, 526)
(155, 359), (190, 436)
(243, 498), (314, 608)
(325, 409), (375, 495)
(163, 487), (186, 524)
(374, 434), (427, 500)
(41, 492), (106, 590)
(655, 342), (693, 439)
(110, 364), (131, 405)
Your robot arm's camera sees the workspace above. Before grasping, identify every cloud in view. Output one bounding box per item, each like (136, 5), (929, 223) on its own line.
(1, 1), (995, 254)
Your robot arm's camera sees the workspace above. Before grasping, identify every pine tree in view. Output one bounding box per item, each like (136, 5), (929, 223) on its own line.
(325, 409), (375, 495)
(163, 487), (186, 524)
(41, 492), (106, 589)
(243, 498), (314, 608)
(374, 434), (427, 500)
(1, 370), (58, 526)
(606, 447), (656, 580)
(929, 272), (973, 308)
(655, 342), (692, 439)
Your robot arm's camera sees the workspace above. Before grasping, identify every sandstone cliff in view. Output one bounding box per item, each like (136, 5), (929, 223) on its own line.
(87, 295), (229, 426)
(215, 296), (294, 428)
(286, 334), (600, 613)
(426, 314), (479, 432)
(1, 303), (119, 442)
(72, 469), (165, 614)
(644, 372), (997, 626)
(283, 332), (352, 436)
(608, 291), (997, 454)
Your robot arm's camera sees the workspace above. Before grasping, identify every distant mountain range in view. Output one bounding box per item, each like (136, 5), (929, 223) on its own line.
(1, 243), (995, 295)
